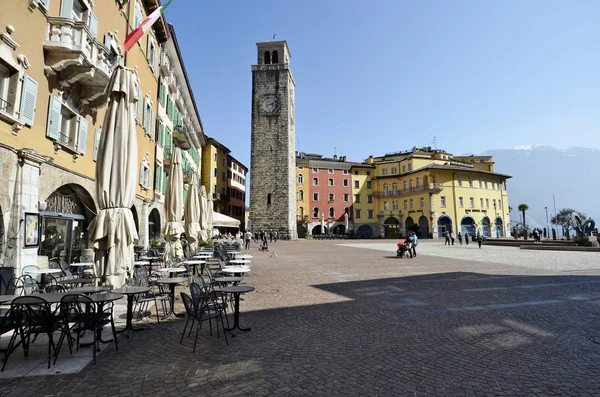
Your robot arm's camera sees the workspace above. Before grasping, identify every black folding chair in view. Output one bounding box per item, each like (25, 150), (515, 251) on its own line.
(180, 292), (227, 353)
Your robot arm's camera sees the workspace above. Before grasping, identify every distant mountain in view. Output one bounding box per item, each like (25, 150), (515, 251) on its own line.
(479, 146), (600, 231)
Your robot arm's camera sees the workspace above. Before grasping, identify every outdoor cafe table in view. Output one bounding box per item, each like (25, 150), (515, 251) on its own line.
(183, 260), (205, 275)
(155, 267), (187, 278)
(57, 278), (92, 288)
(139, 256), (161, 273)
(228, 259), (251, 266)
(221, 266), (250, 277)
(214, 276), (243, 286)
(155, 277), (187, 317)
(220, 285), (255, 332)
(112, 286), (151, 333)
(234, 254), (253, 260)
(69, 286), (111, 295)
(25, 268), (62, 288)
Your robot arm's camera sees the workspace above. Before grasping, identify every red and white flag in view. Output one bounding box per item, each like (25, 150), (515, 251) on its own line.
(124, 0), (173, 53)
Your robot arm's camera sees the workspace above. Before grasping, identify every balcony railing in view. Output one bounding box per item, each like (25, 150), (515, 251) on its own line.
(0, 98), (10, 112)
(163, 145), (173, 168)
(159, 50), (170, 74)
(373, 183), (444, 198)
(44, 17), (116, 109)
(172, 124), (191, 150)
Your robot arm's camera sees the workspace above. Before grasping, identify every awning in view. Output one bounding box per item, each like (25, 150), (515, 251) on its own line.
(212, 212), (241, 228)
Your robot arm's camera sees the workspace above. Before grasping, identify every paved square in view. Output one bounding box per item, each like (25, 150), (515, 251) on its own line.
(2, 240), (600, 396)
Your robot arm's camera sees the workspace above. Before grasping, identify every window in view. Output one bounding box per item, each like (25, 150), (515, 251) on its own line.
(415, 177), (420, 188)
(328, 178), (334, 186)
(366, 172), (371, 176)
(329, 207), (335, 218)
(147, 34), (158, 72)
(484, 180), (488, 189)
(354, 180), (359, 188)
(486, 198), (489, 208)
(457, 176), (462, 186)
(213, 152), (217, 161)
(368, 209), (373, 219)
(222, 171), (226, 181)
(402, 165), (406, 173)
(480, 198), (484, 208)
(392, 183), (398, 195)
(343, 179), (349, 187)
(139, 161), (151, 189)
(409, 199), (414, 209)
(355, 194), (361, 203)
(498, 199), (502, 208)
(343, 193), (349, 202)
(355, 209), (361, 219)
(45, 96), (88, 154)
(408, 180), (413, 191)
(1, 67), (38, 126)
(391, 167), (397, 174)
(328, 169), (334, 174)
(142, 98), (154, 137)
(267, 193), (271, 206)
(440, 196), (446, 207)
(382, 168), (388, 175)
(298, 166), (304, 170)
(313, 177), (319, 186)
(383, 183), (389, 196)
(313, 208), (319, 218)
(313, 192), (319, 202)
(366, 181), (372, 189)
(493, 182), (496, 190)
(408, 164), (412, 171)
(343, 170), (348, 174)
(367, 195), (373, 204)
(403, 181), (407, 191)
(478, 179), (482, 188)
(298, 207), (304, 218)
(493, 199), (496, 208)
(468, 177), (473, 187)
(134, 2), (143, 29)
(384, 201), (390, 211)
(298, 174), (304, 184)
(354, 171), (359, 175)
(213, 168), (217, 177)
(459, 197), (464, 208)
(312, 168), (318, 173)
(392, 200), (398, 210)
(93, 129), (101, 161)
(328, 193), (334, 202)
(470, 197), (474, 208)
(420, 197), (424, 208)
(222, 157), (226, 166)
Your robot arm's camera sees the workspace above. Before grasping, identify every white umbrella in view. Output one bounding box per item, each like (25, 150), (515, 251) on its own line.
(184, 173), (201, 254)
(163, 147), (185, 263)
(88, 65), (139, 288)
(206, 192), (214, 237)
(198, 185), (209, 241)
(344, 212), (349, 233)
(320, 213), (325, 235)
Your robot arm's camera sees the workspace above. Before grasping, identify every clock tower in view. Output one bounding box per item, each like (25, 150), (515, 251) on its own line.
(249, 41), (297, 240)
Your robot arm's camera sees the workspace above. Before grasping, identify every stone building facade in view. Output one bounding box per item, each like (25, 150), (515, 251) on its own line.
(249, 41), (297, 240)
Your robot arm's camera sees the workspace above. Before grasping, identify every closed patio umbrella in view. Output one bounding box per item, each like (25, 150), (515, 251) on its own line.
(184, 173), (201, 254)
(88, 65), (139, 288)
(198, 185), (209, 241)
(164, 147), (185, 263)
(321, 213), (325, 235)
(206, 191), (214, 237)
(344, 212), (349, 233)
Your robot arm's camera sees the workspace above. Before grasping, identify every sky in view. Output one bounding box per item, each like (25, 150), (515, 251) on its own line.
(165, 0), (600, 168)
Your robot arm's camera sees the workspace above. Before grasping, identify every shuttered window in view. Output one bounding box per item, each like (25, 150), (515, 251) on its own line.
(93, 128), (101, 161)
(77, 116), (88, 154)
(46, 95), (62, 140)
(88, 11), (98, 38)
(19, 75), (38, 126)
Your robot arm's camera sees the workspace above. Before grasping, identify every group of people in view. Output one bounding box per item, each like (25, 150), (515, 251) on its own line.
(531, 228), (544, 243)
(243, 229), (278, 251)
(445, 230), (485, 248)
(398, 232), (419, 258)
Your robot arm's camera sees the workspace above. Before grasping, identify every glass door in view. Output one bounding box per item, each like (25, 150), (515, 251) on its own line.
(40, 217), (73, 264)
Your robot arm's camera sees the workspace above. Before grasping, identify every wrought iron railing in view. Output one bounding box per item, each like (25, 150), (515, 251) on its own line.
(0, 98), (11, 112)
(373, 183), (444, 198)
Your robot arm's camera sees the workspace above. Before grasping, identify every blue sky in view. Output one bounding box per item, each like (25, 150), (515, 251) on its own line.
(165, 0), (600, 168)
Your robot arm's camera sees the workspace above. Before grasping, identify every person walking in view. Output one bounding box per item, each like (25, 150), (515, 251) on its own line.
(457, 232), (463, 245)
(444, 231), (450, 246)
(465, 232), (469, 245)
(245, 230), (252, 250)
(476, 232), (484, 248)
(273, 231), (278, 242)
(411, 232), (418, 258)
(269, 231), (273, 243)
(449, 230), (455, 245)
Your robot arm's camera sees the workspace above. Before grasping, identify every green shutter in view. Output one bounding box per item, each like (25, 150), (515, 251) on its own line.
(157, 119), (163, 146)
(162, 170), (166, 194)
(88, 11), (98, 38)
(60, 0), (74, 17)
(93, 128), (101, 161)
(155, 164), (160, 190)
(146, 36), (151, 65)
(46, 95), (62, 140)
(158, 79), (163, 106)
(19, 75), (38, 126)
(139, 164), (144, 186)
(149, 108), (155, 138)
(77, 116), (88, 154)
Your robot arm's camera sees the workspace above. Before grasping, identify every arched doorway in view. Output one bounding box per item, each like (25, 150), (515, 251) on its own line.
(495, 217), (504, 237)
(437, 215), (452, 239)
(461, 216), (476, 238)
(405, 216), (417, 235)
(418, 216), (429, 238)
(332, 224), (345, 235)
(148, 208), (161, 242)
(40, 184), (95, 265)
(356, 225), (373, 238)
(130, 205), (139, 235)
(481, 216), (491, 238)
(384, 216), (401, 239)
(312, 225), (328, 235)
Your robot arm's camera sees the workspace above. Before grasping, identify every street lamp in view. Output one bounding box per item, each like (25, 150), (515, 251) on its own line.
(545, 206), (549, 239)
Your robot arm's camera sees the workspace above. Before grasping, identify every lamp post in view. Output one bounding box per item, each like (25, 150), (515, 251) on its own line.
(545, 206), (549, 240)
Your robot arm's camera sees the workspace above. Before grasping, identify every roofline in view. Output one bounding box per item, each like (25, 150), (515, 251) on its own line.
(205, 137), (231, 153)
(227, 154), (248, 171)
(371, 165), (512, 180)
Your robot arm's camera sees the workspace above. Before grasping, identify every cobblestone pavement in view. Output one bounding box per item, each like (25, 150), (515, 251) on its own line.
(3, 239), (600, 396)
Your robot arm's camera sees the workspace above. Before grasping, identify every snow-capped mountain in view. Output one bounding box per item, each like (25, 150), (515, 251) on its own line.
(480, 146), (600, 230)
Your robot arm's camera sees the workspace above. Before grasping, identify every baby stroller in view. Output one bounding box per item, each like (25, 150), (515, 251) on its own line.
(259, 237), (269, 252)
(396, 241), (411, 258)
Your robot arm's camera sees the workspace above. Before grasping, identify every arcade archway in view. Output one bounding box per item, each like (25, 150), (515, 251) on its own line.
(356, 224), (373, 238)
(461, 216), (476, 238)
(437, 215), (452, 238)
(384, 217), (401, 239)
(418, 216), (429, 238)
(481, 216), (491, 238)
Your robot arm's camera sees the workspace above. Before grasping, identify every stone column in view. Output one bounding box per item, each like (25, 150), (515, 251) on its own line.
(5, 150), (46, 274)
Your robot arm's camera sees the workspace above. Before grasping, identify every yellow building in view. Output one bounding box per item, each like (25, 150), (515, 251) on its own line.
(364, 147), (511, 239)
(349, 163), (377, 237)
(201, 137), (230, 214)
(295, 156), (311, 236)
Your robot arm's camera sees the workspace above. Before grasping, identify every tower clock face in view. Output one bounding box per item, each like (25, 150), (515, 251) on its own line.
(260, 96), (279, 115)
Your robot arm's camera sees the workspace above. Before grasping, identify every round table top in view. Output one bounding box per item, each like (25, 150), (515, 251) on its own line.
(235, 255), (253, 259)
(155, 267), (186, 273)
(229, 259), (251, 264)
(221, 267), (250, 274)
(214, 277), (244, 283)
(112, 286), (150, 295)
(156, 277), (187, 284)
(184, 260), (206, 265)
(0, 292), (124, 304)
(0, 295), (20, 304)
(70, 286), (110, 294)
(70, 263), (94, 267)
(134, 261), (150, 266)
(226, 251), (240, 254)
(25, 268), (62, 274)
(87, 293), (123, 303)
(139, 256), (161, 261)
(57, 278), (92, 285)
(220, 286), (255, 294)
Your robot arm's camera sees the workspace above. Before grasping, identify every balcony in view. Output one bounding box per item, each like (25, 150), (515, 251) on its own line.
(162, 145), (173, 168)
(373, 183), (444, 198)
(174, 85), (184, 109)
(159, 50), (170, 75)
(182, 163), (193, 183)
(168, 72), (177, 93)
(172, 124), (191, 150)
(43, 17), (117, 110)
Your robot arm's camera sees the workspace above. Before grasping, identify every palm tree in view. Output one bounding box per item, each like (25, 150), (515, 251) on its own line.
(518, 203), (529, 239)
